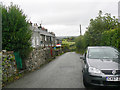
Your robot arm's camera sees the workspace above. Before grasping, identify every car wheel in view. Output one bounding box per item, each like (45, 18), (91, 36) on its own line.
(83, 77), (91, 88)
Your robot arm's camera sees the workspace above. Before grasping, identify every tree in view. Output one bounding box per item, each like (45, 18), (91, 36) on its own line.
(87, 10), (118, 45)
(75, 10), (119, 53)
(2, 4), (32, 59)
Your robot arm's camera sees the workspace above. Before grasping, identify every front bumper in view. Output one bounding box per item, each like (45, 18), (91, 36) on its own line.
(84, 73), (120, 87)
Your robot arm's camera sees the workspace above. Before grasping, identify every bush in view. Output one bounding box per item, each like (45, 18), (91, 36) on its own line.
(75, 11), (119, 53)
(2, 4), (32, 59)
(61, 44), (69, 52)
(101, 28), (120, 51)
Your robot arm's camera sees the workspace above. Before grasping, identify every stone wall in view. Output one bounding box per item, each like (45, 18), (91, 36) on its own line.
(25, 47), (56, 71)
(2, 47), (68, 86)
(25, 47), (68, 72)
(2, 51), (18, 84)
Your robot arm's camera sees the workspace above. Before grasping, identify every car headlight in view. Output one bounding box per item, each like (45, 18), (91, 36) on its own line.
(88, 67), (101, 74)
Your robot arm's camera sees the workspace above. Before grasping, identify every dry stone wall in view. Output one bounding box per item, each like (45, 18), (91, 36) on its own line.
(2, 51), (17, 84)
(25, 47), (56, 71)
(2, 47), (66, 86)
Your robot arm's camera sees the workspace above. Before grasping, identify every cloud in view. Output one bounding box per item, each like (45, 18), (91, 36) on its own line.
(1, 0), (119, 36)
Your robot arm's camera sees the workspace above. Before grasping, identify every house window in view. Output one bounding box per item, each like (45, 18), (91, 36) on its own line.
(45, 36), (47, 41)
(36, 37), (39, 45)
(51, 37), (53, 41)
(41, 41), (43, 44)
(40, 35), (42, 40)
(32, 37), (35, 47)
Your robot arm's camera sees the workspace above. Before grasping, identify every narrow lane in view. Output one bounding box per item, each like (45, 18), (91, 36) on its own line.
(5, 52), (84, 88)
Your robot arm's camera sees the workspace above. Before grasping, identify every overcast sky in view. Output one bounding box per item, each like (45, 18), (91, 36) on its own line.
(1, 0), (120, 36)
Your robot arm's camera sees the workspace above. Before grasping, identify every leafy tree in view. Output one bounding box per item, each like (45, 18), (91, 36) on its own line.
(87, 10), (118, 45)
(75, 35), (85, 53)
(76, 10), (119, 53)
(2, 4), (32, 59)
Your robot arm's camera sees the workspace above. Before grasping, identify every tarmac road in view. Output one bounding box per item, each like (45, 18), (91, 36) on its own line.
(5, 52), (85, 88)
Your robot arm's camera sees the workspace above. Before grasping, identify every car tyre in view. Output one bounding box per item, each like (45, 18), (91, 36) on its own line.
(83, 77), (91, 88)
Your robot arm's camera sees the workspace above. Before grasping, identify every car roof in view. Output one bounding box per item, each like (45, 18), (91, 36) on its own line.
(88, 46), (114, 49)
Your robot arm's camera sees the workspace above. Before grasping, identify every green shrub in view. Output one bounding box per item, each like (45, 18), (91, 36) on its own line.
(2, 4), (32, 59)
(101, 28), (120, 51)
(75, 10), (119, 53)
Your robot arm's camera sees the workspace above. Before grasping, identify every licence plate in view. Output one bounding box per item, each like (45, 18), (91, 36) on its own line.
(106, 77), (120, 81)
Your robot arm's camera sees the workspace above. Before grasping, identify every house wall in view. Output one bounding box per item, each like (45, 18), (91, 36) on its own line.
(31, 31), (40, 48)
(31, 25), (57, 49)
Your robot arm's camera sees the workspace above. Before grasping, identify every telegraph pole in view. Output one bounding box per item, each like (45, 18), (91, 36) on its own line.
(80, 24), (82, 36)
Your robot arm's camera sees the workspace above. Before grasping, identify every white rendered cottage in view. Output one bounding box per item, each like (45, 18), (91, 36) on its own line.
(30, 24), (56, 48)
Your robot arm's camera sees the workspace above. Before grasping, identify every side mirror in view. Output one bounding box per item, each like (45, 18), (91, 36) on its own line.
(80, 56), (85, 60)
(80, 56), (83, 59)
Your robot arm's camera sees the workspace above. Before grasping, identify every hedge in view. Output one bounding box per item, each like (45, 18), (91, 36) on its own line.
(101, 28), (120, 51)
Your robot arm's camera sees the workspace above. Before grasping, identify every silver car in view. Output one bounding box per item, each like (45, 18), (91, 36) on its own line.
(80, 46), (120, 88)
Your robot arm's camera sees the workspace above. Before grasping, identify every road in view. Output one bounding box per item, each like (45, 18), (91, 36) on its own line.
(5, 52), (85, 88)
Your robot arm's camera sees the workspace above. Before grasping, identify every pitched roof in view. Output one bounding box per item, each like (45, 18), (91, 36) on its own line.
(30, 26), (55, 37)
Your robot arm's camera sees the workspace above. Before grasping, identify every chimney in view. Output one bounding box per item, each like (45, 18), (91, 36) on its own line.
(45, 29), (48, 32)
(30, 21), (32, 26)
(34, 23), (38, 28)
(36, 23), (38, 27)
(38, 24), (42, 29)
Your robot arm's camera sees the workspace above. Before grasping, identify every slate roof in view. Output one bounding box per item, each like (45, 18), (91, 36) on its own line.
(30, 26), (55, 37)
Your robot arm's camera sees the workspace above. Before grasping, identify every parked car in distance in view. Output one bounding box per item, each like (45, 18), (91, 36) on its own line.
(80, 46), (120, 88)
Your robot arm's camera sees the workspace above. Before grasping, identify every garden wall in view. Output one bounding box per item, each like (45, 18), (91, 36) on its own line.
(2, 51), (18, 85)
(2, 47), (68, 86)
(25, 47), (56, 71)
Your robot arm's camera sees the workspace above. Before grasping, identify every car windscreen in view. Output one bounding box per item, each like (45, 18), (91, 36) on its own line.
(88, 47), (119, 59)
